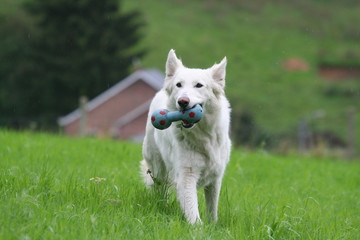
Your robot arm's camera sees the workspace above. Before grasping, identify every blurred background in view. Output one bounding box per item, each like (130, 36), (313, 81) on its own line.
(1, 0), (359, 158)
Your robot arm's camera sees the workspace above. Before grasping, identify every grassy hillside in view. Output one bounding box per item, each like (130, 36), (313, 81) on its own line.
(1, 130), (359, 239)
(1, 0), (360, 150)
(121, 0), (360, 148)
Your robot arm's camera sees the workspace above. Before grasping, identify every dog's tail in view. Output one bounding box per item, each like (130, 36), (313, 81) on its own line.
(140, 160), (154, 188)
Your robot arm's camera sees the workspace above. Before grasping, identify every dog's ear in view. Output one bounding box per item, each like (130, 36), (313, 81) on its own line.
(166, 49), (182, 78)
(211, 57), (227, 88)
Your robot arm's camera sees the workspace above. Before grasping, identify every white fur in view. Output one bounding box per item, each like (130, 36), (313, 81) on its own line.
(141, 49), (231, 224)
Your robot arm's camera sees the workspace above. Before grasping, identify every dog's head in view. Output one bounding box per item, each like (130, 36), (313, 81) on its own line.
(164, 49), (227, 115)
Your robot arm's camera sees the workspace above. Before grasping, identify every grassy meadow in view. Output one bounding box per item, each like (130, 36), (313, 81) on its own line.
(1, 130), (359, 239)
(121, 0), (360, 144)
(1, 0), (360, 150)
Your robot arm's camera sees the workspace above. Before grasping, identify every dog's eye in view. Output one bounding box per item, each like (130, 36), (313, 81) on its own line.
(195, 83), (203, 88)
(176, 82), (182, 88)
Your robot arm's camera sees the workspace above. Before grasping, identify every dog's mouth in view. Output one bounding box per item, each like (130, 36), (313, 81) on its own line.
(179, 103), (203, 112)
(181, 121), (194, 129)
(180, 104), (203, 129)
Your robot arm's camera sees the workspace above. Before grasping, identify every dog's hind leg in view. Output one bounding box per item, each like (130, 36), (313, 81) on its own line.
(140, 155), (168, 187)
(140, 160), (154, 187)
(204, 178), (222, 223)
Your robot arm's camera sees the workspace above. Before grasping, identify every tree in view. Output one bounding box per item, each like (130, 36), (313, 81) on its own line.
(0, 0), (145, 128)
(0, 13), (36, 127)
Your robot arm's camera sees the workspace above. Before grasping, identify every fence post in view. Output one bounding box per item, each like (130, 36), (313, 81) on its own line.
(79, 96), (88, 136)
(347, 107), (356, 160)
(298, 119), (307, 153)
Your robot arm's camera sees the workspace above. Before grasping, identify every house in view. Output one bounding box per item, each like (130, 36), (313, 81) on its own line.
(58, 69), (164, 141)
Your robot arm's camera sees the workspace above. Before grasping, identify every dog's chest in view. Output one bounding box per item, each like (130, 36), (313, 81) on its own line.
(175, 127), (226, 185)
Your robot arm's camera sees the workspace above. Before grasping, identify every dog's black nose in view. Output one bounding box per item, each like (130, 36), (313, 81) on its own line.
(178, 97), (190, 109)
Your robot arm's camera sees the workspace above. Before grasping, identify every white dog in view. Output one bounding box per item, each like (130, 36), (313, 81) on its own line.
(141, 49), (231, 224)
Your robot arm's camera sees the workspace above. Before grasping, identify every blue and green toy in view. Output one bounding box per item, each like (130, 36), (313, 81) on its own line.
(151, 104), (204, 130)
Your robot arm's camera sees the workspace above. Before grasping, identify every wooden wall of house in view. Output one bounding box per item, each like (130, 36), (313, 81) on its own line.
(63, 80), (157, 139)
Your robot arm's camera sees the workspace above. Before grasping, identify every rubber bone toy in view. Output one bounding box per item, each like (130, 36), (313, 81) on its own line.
(151, 104), (204, 130)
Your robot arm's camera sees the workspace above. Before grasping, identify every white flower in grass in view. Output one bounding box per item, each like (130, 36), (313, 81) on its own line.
(90, 177), (106, 183)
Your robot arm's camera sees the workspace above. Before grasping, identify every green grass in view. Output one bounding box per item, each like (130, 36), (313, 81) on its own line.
(1, 130), (359, 239)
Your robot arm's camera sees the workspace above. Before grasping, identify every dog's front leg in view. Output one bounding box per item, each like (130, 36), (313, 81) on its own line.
(204, 178), (222, 223)
(176, 167), (201, 224)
